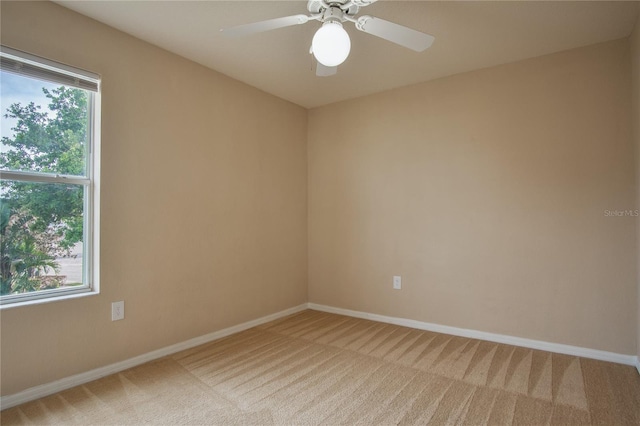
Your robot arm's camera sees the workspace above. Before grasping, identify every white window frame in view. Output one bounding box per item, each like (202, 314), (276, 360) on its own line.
(0, 46), (100, 307)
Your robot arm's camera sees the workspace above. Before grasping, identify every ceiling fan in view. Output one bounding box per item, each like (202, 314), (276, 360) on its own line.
(221, 0), (435, 77)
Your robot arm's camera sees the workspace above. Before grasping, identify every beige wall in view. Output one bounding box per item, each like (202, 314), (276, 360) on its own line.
(0, 1), (307, 396)
(308, 39), (636, 355)
(632, 17), (640, 362)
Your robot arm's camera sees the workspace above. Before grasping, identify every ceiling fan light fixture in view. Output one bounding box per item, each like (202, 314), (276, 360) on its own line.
(312, 21), (351, 67)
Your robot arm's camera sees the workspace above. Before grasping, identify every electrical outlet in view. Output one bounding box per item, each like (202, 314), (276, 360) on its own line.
(393, 275), (402, 290)
(111, 301), (124, 321)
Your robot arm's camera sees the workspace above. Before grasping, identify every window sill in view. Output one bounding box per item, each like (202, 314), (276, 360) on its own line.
(0, 288), (99, 310)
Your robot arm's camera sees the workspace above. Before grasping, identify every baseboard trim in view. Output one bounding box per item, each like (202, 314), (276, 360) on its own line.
(636, 359), (640, 376)
(308, 303), (639, 367)
(0, 303), (307, 410)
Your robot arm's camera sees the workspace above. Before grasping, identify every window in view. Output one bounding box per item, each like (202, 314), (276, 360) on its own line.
(0, 46), (100, 305)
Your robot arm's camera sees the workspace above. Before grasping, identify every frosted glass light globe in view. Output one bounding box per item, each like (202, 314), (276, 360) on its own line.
(312, 22), (351, 67)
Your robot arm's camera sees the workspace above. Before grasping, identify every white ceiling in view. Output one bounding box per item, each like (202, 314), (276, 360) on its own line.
(55, 1), (639, 109)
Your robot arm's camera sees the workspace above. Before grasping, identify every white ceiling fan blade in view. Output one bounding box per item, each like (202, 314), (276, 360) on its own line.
(355, 16), (434, 52)
(351, 0), (379, 6)
(316, 62), (337, 77)
(221, 14), (310, 38)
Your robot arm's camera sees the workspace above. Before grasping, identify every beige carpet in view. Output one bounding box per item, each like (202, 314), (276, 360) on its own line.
(2, 309), (640, 425)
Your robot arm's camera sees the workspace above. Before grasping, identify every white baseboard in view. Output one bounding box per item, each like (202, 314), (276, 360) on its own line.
(308, 303), (639, 368)
(0, 303), (307, 410)
(636, 359), (640, 376)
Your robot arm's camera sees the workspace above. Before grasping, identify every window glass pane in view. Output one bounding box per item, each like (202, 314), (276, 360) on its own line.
(1, 70), (89, 177)
(1, 180), (85, 295)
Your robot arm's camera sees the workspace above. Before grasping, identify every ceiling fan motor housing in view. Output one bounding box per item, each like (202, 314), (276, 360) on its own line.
(307, 0), (360, 17)
(321, 6), (346, 24)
